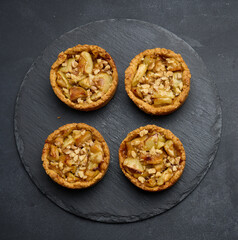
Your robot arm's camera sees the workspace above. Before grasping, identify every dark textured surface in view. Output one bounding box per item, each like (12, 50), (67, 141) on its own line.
(1, 0), (238, 239)
(14, 19), (221, 223)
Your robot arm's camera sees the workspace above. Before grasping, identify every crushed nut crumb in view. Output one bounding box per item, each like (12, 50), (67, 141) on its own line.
(139, 129), (148, 137)
(147, 168), (156, 174)
(138, 176), (145, 183)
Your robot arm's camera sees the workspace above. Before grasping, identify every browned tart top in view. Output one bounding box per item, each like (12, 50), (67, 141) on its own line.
(119, 125), (186, 191)
(42, 123), (110, 189)
(50, 45), (118, 111)
(125, 48), (191, 115)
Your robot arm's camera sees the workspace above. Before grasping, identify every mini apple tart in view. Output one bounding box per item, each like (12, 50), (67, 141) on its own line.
(119, 125), (186, 191)
(42, 123), (110, 189)
(125, 48), (191, 115)
(50, 45), (118, 111)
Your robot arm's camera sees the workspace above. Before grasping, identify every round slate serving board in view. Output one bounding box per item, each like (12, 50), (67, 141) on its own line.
(14, 19), (222, 223)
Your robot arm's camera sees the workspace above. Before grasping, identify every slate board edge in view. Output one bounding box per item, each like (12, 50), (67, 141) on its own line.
(14, 19), (223, 223)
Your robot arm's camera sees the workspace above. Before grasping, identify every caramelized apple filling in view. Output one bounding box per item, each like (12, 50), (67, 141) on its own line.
(57, 51), (113, 103)
(122, 129), (182, 188)
(131, 55), (184, 106)
(46, 128), (105, 183)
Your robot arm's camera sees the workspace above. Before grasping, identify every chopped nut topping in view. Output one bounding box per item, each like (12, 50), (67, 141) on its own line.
(62, 88), (69, 94)
(77, 98), (84, 103)
(46, 127), (105, 183)
(70, 152), (76, 157)
(71, 145), (77, 150)
(138, 176), (145, 183)
(76, 170), (85, 179)
(74, 149), (80, 154)
(56, 51), (113, 103)
(165, 162), (171, 167)
(104, 65), (111, 71)
(93, 69), (100, 75)
(122, 127), (183, 189)
(131, 53), (184, 107)
(139, 129), (148, 137)
(71, 60), (78, 68)
(172, 166), (177, 171)
(147, 168), (156, 174)
(64, 150), (71, 155)
(102, 60), (108, 65)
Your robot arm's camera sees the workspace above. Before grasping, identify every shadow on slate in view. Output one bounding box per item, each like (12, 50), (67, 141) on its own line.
(14, 19), (222, 223)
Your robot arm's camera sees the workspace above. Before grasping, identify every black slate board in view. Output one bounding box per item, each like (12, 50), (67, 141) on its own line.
(14, 19), (222, 223)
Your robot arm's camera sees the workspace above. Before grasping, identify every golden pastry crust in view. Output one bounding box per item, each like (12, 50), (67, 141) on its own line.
(50, 45), (118, 111)
(42, 123), (110, 189)
(125, 48), (191, 115)
(119, 125), (186, 191)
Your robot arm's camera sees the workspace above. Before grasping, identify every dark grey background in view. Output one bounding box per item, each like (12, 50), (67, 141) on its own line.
(0, 0), (237, 239)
